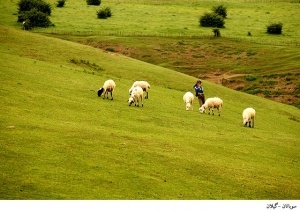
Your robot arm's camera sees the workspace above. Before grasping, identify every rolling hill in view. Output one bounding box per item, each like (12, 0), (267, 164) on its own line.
(1, 24), (300, 199)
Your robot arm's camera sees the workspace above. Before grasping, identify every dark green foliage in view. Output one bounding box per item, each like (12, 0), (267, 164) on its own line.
(18, 0), (51, 15)
(267, 22), (283, 34)
(97, 7), (112, 19)
(199, 12), (225, 28)
(17, 0), (52, 29)
(86, 0), (101, 6)
(244, 75), (257, 81)
(104, 7), (112, 17)
(56, 0), (66, 7)
(213, 28), (221, 37)
(212, 5), (227, 18)
(19, 8), (52, 28)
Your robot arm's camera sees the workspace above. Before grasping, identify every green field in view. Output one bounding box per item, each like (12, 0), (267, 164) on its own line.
(20, 0), (298, 107)
(0, 0), (300, 199)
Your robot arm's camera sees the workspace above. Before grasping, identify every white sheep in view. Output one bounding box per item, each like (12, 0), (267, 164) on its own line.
(128, 86), (144, 107)
(183, 92), (194, 111)
(97, 79), (116, 100)
(129, 81), (150, 99)
(199, 97), (223, 116)
(242, 107), (256, 128)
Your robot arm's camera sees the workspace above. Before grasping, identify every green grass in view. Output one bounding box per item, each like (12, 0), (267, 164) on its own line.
(1, 25), (300, 199)
(1, 0), (300, 199)
(2, 0), (299, 45)
(3, 0), (299, 109)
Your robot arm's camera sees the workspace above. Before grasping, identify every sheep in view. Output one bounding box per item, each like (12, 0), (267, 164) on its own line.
(199, 97), (223, 116)
(128, 86), (144, 107)
(97, 79), (116, 100)
(183, 92), (194, 111)
(129, 81), (150, 99)
(242, 108), (256, 128)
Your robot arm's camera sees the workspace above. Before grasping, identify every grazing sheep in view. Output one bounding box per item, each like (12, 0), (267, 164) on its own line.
(97, 79), (116, 100)
(183, 92), (194, 111)
(199, 97), (223, 116)
(242, 108), (256, 128)
(128, 86), (144, 107)
(129, 81), (150, 99)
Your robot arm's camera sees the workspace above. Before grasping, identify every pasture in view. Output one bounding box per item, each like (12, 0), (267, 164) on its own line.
(0, 0), (300, 200)
(1, 25), (300, 199)
(36, 0), (300, 45)
(23, 0), (298, 107)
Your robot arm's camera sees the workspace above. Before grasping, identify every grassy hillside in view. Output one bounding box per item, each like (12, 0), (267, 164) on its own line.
(64, 35), (300, 108)
(1, 25), (300, 199)
(18, 0), (297, 107)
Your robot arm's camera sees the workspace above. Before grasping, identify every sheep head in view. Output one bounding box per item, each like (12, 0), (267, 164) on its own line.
(199, 105), (206, 113)
(97, 88), (104, 97)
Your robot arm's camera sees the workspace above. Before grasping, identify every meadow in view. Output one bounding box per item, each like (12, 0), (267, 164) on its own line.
(0, 0), (300, 200)
(24, 0), (298, 107)
(38, 0), (300, 45)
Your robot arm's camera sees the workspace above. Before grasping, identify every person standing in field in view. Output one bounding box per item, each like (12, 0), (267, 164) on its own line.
(194, 79), (205, 107)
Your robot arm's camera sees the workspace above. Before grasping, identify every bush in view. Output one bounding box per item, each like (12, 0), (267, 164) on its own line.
(56, 0), (66, 7)
(244, 75), (257, 81)
(17, 0), (53, 29)
(212, 5), (227, 18)
(87, 0), (101, 6)
(97, 7), (112, 19)
(18, 0), (51, 15)
(267, 22), (283, 34)
(213, 28), (221, 37)
(199, 12), (225, 28)
(18, 8), (52, 28)
(104, 7), (112, 17)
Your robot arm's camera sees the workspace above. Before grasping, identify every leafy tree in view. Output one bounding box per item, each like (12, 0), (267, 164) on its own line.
(18, 0), (51, 15)
(212, 5), (227, 18)
(199, 12), (225, 28)
(17, 0), (52, 29)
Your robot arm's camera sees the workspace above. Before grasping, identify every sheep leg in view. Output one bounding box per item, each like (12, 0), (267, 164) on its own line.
(252, 119), (254, 128)
(141, 96), (143, 107)
(110, 91), (113, 100)
(145, 91), (148, 99)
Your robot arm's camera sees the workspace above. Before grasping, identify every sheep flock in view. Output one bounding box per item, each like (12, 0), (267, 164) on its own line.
(97, 79), (256, 128)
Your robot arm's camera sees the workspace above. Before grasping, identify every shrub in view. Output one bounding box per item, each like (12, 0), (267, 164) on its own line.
(267, 22), (283, 34)
(244, 75), (257, 81)
(87, 0), (101, 6)
(56, 0), (66, 7)
(104, 7), (112, 17)
(213, 28), (221, 37)
(18, 0), (51, 15)
(18, 8), (52, 28)
(212, 5), (227, 18)
(97, 7), (112, 19)
(199, 12), (225, 28)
